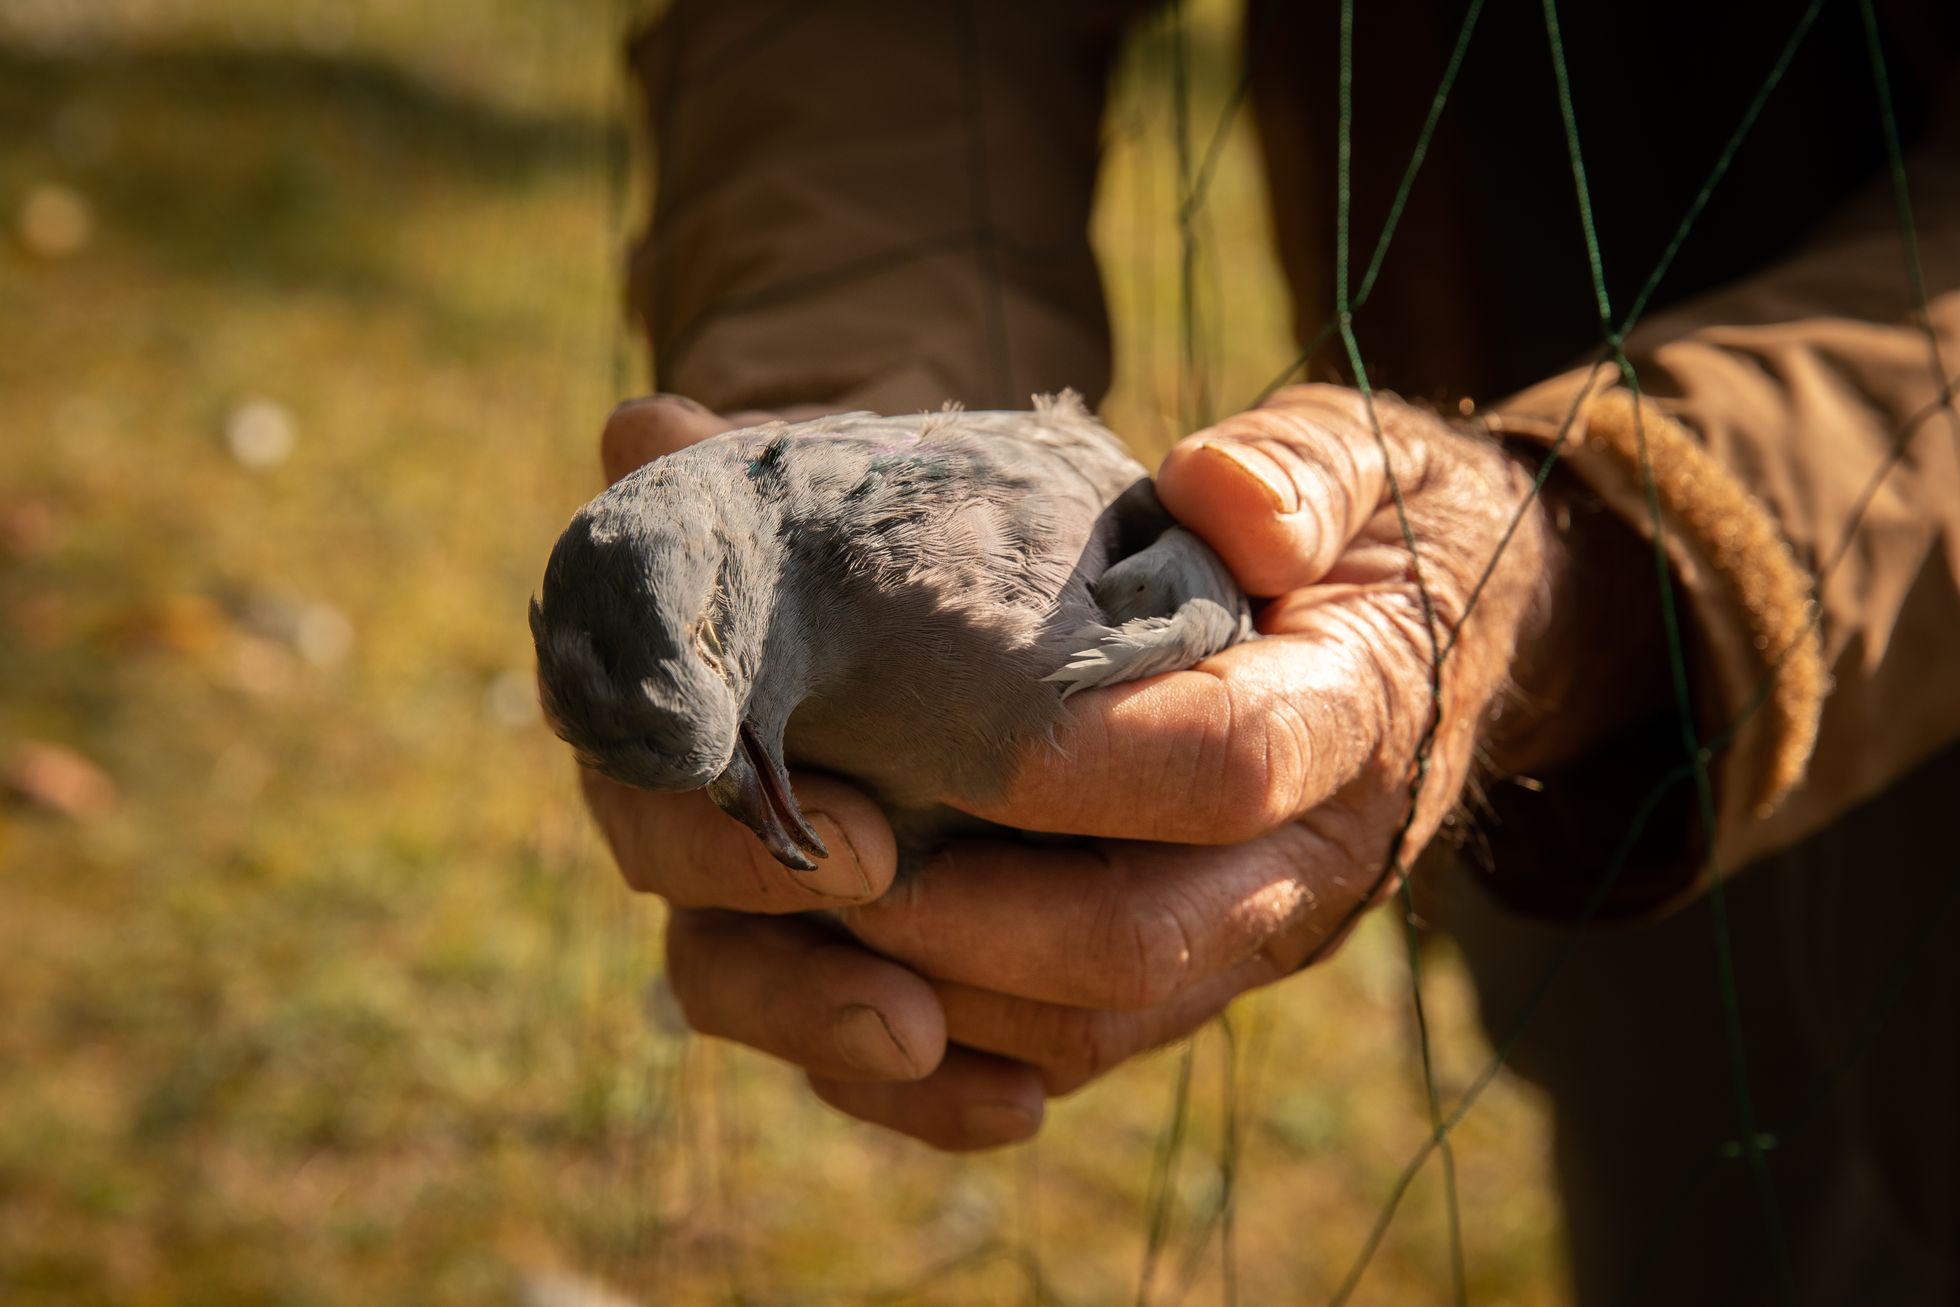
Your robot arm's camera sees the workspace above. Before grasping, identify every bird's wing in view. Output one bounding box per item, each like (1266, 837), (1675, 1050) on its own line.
(1042, 600), (1251, 698)
(1043, 526), (1257, 696)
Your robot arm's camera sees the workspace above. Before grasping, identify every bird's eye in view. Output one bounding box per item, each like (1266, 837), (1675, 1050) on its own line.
(694, 617), (728, 681)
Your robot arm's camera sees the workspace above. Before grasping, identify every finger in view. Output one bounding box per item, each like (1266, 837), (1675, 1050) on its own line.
(600, 394), (735, 485)
(582, 766), (897, 910)
(955, 630), (1387, 843)
(1156, 384), (1403, 595)
(936, 957), (1273, 1096)
(666, 909), (945, 1082)
(809, 1047), (1045, 1151)
(842, 820), (1370, 1010)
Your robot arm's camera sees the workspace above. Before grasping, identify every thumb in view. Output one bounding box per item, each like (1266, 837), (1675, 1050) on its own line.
(600, 394), (735, 485)
(1155, 385), (1390, 595)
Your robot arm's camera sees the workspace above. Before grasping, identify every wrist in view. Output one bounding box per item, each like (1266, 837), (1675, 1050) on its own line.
(1481, 452), (1671, 776)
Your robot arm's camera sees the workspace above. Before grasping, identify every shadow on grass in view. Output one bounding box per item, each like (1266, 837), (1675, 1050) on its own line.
(0, 42), (621, 293)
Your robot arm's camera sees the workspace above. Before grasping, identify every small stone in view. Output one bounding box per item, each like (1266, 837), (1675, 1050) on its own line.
(223, 397), (297, 470)
(229, 635), (296, 698)
(4, 741), (117, 820)
(232, 588), (349, 668)
(926, 1178), (1001, 1244)
(294, 601), (353, 668)
(518, 1268), (643, 1307)
(17, 182), (94, 260)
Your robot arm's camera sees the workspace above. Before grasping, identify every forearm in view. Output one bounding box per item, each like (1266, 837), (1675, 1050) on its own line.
(1484, 458), (1673, 778)
(1488, 84), (1960, 886)
(627, 0), (1145, 415)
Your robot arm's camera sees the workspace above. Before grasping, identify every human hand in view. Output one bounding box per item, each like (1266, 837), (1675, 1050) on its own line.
(573, 386), (1589, 1150)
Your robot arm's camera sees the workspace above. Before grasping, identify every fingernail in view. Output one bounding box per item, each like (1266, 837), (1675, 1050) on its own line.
(802, 810), (873, 901)
(834, 1004), (918, 1078)
(961, 1101), (1041, 1147)
(1198, 441), (1300, 514)
(611, 393), (706, 417)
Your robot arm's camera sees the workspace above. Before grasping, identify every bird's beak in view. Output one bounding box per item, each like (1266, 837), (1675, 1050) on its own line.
(705, 720), (830, 871)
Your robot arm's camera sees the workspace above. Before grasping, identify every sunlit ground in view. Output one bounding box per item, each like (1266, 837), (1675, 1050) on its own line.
(0, 2), (1561, 1302)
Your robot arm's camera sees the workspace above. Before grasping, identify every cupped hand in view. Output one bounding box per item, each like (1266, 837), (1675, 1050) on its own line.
(573, 386), (1560, 1151)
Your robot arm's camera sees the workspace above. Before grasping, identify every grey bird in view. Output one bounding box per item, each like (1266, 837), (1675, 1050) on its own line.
(530, 393), (1254, 871)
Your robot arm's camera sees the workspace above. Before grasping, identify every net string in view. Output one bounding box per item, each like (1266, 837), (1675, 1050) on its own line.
(1251, 0), (1486, 406)
(1610, 864), (1960, 1306)
(952, 0), (1014, 405)
(1170, 0), (1201, 434)
(1137, 10), (1222, 1302)
(1597, 6), (1960, 1298)
(1320, 0), (1471, 1300)
(1857, 0), (1960, 462)
(1330, 0), (1957, 1297)
(609, 0), (1956, 1298)
(1536, 0), (1800, 1297)
(604, 0), (665, 1296)
(1135, 1032), (1199, 1306)
(1322, 357), (1958, 1302)
(644, 0), (835, 248)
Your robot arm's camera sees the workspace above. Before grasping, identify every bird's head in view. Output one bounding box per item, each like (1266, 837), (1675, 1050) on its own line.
(530, 459), (828, 870)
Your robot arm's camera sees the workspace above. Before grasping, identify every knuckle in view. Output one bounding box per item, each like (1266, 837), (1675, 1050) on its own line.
(1207, 784), (1288, 846)
(1361, 611), (1439, 762)
(1071, 1014), (1139, 1087)
(1040, 1065), (1095, 1097)
(677, 800), (803, 913)
(610, 805), (668, 895)
(584, 774), (743, 905)
(579, 770), (647, 888)
(600, 396), (722, 482)
(1083, 891), (1197, 1011)
(1030, 1008), (1134, 1096)
(615, 856), (661, 896)
(1205, 709), (1300, 843)
(660, 917), (721, 1037)
(1257, 918), (1325, 977)
(1300, 802), (1388, 894)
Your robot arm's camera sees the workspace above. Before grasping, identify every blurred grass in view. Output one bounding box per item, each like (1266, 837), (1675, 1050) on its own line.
(0, 2), (1562, 1303)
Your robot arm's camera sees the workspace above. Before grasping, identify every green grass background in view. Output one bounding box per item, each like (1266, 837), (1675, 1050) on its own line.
(0, 1), (1561, 1302)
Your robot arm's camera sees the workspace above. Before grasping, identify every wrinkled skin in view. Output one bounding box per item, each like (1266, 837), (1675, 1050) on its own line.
(571, 385), (1639, 1151)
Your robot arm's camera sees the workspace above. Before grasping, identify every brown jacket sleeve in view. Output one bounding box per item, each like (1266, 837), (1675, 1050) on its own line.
(633, 1), (1957, 906)
(628, 0), (1147, 416)
(1489, 86), (1960, 890)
